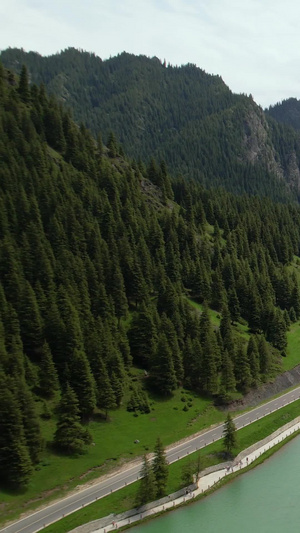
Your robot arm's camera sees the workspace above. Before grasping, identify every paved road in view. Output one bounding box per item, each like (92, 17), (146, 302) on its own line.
(2, 386), (300, 533)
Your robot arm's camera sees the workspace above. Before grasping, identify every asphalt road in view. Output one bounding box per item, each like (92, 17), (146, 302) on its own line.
(2, 385), (300, 533)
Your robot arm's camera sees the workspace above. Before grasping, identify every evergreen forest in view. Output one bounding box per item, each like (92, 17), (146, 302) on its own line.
(1, 57), (300, 497)
(2, 47), (300, 202)
(267, 97), (300, 131)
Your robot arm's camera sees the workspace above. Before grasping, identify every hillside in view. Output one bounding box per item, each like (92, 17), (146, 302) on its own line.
(2, 47), (300, 201)
(1, 61), (300, 521)
(267, 98), (300, 131)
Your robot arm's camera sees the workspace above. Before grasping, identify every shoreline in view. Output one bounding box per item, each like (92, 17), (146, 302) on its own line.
(76, 417), (300, 533)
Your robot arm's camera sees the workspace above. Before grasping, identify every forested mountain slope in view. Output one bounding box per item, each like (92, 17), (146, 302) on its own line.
(2, 47), (300, 201)
(1, 63), (300, 492)
(267, 98), (300, 131)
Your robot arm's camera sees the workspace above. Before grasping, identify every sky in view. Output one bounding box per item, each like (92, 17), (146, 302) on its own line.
(1, 0), (300, 108)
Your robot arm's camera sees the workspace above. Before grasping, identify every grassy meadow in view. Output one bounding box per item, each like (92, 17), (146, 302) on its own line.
(1, 299), (300, 527)
(0, 386), (223, 524)
(41, 398), (300, 533)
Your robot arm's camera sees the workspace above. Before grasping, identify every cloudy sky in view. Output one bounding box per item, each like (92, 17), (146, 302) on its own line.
(1, 0), (300, 108)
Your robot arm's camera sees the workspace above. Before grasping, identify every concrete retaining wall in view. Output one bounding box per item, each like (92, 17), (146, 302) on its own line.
(69, 485), (197, 533)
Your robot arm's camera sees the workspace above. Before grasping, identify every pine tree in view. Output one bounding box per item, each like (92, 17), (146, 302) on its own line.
(127, 385), (141, 413)
(110, 370), (124, 407)
(54, 384), (91, 454)
(200, 332), (219, 396)
(111, 264), (128, 322)
(181, 460), (194, 486)
(152, 437), (168, 498)
(194, 453), (202, 482)
(18, 280), (44, 359)
(228, 288), (240, 324)
(4, 303), (26, 379)
(147, 158), (160, 186)
(128, 306), (157, 368)
(183, 337), (202, 390)
(283, 309), (291, 329)
(93, 356), (117, 419)
(198, 304), (219, 394)
(157, 276), (177, 318)
(107, 131), (118, 158)
(136, 235), (153, 289)
(136, 455), (156, 507)
(117, 322), (132, 367)
(247, 284), (262, 333)
(18, 64), (30, 103)
(166, 241), (182, 284)
(150, 333), (177, 395)
(128, 258), (148, 307)
(223, 412), (237, 455)
(289, 306), (297, 322)
(258, 336), (271, 376)
(16, 378), (43, 464)
(39, 341), (59, 397)
(266, 308), (287, 352)
(290, 281), (300, 318)
(234, 341), (252, 393)
(43, 101), (66, 152)
(0, 375), (33, 488)
(222, 255), (235, 290)
(55, 287), (85, 375)
(0, 319), (8, 372)
(68, 349), (96, 419)
(220, 305), (234, 353)
(160, 313), (184, 384)
(139, 389), (151, 414)
(97, 132), (103, 159)
(0, 235), (24, 307)
(159, 160), (174, 201)
(220, 350), (236, 393)
(210, 268), (226, 312)
(247, 335), (260, 385)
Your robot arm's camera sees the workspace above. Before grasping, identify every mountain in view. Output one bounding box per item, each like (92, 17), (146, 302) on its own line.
(1, 61), (300, 493)
(267, 98), (300, 131)
(2, 47), (300, 201)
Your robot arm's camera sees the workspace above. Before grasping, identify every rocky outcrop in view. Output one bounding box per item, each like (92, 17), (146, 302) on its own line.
(227, 364), (300, 411)
(243, 105), (284, 177)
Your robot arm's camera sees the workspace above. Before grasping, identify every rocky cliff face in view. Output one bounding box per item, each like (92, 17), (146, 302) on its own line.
(243, 106), (271, 164)
(242, 103), (300, 199)
(285, 152), (300, 197)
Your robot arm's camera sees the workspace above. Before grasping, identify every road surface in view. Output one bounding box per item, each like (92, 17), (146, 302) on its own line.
(2, 386), (300, 533)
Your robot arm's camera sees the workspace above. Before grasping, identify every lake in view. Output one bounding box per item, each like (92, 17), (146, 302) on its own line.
(131, 435), (300, 532)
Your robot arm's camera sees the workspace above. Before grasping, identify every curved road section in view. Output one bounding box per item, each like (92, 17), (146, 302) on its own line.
(2, 386), (300, 533)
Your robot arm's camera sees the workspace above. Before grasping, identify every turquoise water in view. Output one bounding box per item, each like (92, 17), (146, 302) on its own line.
(131, 435), (300, 532)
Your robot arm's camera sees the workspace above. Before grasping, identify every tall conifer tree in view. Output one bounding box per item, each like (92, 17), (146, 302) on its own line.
(152, 438), (168, 498)
(136, 455), (156, 507)
(54, 384), (91, 454)
(0, 375), (33, 488)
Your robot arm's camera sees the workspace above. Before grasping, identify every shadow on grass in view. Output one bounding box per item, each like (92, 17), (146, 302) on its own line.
(45, 441), (89, 459)
(90, 412), (111, 423)
(0, 483), (28, 497)
(146, 388), (175, 403)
